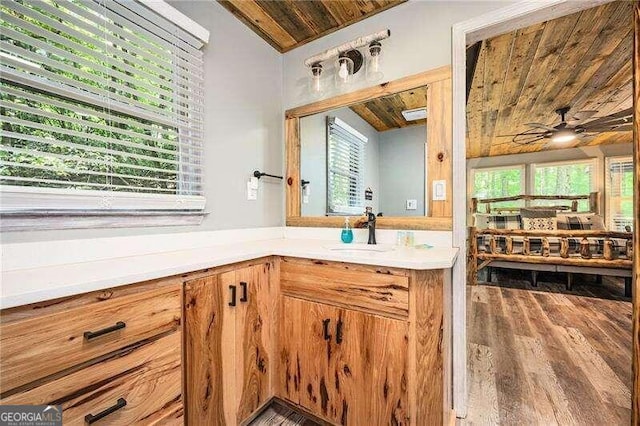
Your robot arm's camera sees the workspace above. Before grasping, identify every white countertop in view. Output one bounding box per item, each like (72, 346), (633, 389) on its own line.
(1, 238), (458, 309)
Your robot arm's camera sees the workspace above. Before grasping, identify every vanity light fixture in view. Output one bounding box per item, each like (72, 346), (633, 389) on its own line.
(305, 29), (390, 94)
(310, 63), (323, 94)
(366, 41), (383, 82)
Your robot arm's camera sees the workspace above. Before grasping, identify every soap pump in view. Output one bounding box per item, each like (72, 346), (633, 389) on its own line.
(341, 216), (354, 243)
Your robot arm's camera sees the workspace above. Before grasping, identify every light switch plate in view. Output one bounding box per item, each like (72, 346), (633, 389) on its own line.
(406, 199), (417, 210)
(247, 181), (257, 200)
(432, 180), (446, 201)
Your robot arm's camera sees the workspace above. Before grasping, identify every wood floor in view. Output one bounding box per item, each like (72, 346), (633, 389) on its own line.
(464, 271), (632, 425)
(248, 402), (321, 426)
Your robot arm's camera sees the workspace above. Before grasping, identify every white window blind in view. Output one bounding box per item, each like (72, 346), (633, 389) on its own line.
(606, 156), (633, 231)
(0, 0), (205, 211)
(327, 116), (367, 215)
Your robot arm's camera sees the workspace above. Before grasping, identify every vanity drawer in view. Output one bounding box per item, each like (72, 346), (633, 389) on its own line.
(280, 257), (409, 319)
(1, 332), (183, 425)
(0, 284), (181, 393)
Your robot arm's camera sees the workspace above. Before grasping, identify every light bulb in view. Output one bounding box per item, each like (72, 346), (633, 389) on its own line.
(312, 75), (321, 92)
(551, 129), (576, 143)
(338, 61), (348, 81)
(366, 41), (383, 82)
(309, 63), (323, 95)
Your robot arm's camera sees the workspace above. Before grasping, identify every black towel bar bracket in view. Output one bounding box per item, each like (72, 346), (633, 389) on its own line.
(253, 170), (283, 180)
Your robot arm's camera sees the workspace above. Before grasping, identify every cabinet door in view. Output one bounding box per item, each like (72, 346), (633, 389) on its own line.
(354, 310), (409, 425)
(277, 297), (409, 426)
(235, 264), (272, 421)
(328, 308), (409, 425)
(277, 297), (338, 417)
(184, 272), (237, 426)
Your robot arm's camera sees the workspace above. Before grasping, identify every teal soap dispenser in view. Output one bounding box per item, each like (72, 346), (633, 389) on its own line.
(341, 216), (354, 243)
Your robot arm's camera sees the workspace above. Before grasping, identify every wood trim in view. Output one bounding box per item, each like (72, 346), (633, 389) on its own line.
(285, 67), (452, 231)
(427, 77), (453, 217)
(285, 67), (451, 118)
(285, 117), (301, 219)
(474, 228), (632, 239)
(408, 269), (445, 424)
(285, 215), (452, 230)
(477, 253), (632, 269)
(471, 192), (600, 214)
(633, 2), (639, 423)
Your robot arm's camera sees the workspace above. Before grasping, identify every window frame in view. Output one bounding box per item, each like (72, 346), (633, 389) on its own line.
(325, 116), (368, 216)
(605, 155), (634, 231)
(469, 164), (526, 200)
(529, 158), (598, 196)
(0, 0), (208, 230)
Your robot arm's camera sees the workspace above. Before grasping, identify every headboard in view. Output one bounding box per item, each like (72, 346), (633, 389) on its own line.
(470, 192), (600, 214)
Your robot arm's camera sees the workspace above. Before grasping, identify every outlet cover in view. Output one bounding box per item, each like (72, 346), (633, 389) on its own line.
(406, 199), (417, 210)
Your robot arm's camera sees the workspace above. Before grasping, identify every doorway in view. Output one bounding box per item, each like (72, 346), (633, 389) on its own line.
(451, 0), (638, 421)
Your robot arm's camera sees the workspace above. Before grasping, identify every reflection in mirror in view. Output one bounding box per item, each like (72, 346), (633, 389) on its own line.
(300, 86), (428, 218)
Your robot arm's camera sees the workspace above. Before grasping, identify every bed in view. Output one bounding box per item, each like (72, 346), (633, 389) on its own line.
(468, 192), (634, 296)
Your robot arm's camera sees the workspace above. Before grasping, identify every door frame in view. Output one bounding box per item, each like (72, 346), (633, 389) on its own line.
(450, 0), (632, 418)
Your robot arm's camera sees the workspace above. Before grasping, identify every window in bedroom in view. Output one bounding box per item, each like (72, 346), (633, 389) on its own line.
(326, 116), (367, 215)
(532, 159), (596, 211)
(470, 165), (525, 209)
(606, 156), (633, 231)
(0, 0), (206, 227)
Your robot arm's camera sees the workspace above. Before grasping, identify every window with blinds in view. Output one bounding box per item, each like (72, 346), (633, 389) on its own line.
(326, 116), (367, 215)
(0, 0), (205, 212)
(606, 156), (633, 232)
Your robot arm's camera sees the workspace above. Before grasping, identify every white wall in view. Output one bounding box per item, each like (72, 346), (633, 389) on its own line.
(283, 1), (511, 110)
(300, 107), (380, 216)
(3, 1), (284, 243)
(379, 125), (426, 216)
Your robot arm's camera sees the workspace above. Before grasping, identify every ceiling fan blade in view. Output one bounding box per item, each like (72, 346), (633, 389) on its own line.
(581, 107), (633, 128)
(584, 124), (634, 133)
(526, 122), (557, 132)
(569, 110), (598, 122)
(513, 134), (546, 145)
(496, 132), (547, 137)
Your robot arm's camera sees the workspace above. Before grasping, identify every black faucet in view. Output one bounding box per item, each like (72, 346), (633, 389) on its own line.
(365, 207), (377, 245)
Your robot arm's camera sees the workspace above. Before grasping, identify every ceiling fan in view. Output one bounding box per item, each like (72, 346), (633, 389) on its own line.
(503, 106), (633, 145)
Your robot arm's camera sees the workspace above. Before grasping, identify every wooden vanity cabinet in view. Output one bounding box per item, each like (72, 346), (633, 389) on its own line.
(184, 260), (275, 425)
(276, 257), (451, 426)
(278, 296), (409, 425)
(0, 279), (184, 425)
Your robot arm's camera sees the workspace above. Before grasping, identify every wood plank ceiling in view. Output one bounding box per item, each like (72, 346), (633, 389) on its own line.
(466, 1), (633, 158)
(217, 0), (406, 53)
(350, 86), (428, 131)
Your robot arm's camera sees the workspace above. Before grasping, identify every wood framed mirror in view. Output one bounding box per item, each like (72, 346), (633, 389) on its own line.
(285, 66), (453, 230)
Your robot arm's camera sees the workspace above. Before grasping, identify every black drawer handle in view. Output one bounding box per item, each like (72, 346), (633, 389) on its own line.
(322, 318), (331, 341)
(84, 321), (126, 341)
(240, 281), (248, 302)
(336, 319), (344, 345)
(85, 397), (127, 424)
(229, 285), (237, 307)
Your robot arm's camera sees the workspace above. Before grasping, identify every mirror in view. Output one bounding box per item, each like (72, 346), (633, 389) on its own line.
(299, 86), (428, 218)
(285, 66), (452, 231)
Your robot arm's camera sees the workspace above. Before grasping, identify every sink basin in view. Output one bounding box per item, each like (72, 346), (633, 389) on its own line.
(325, 243), (395, 253)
